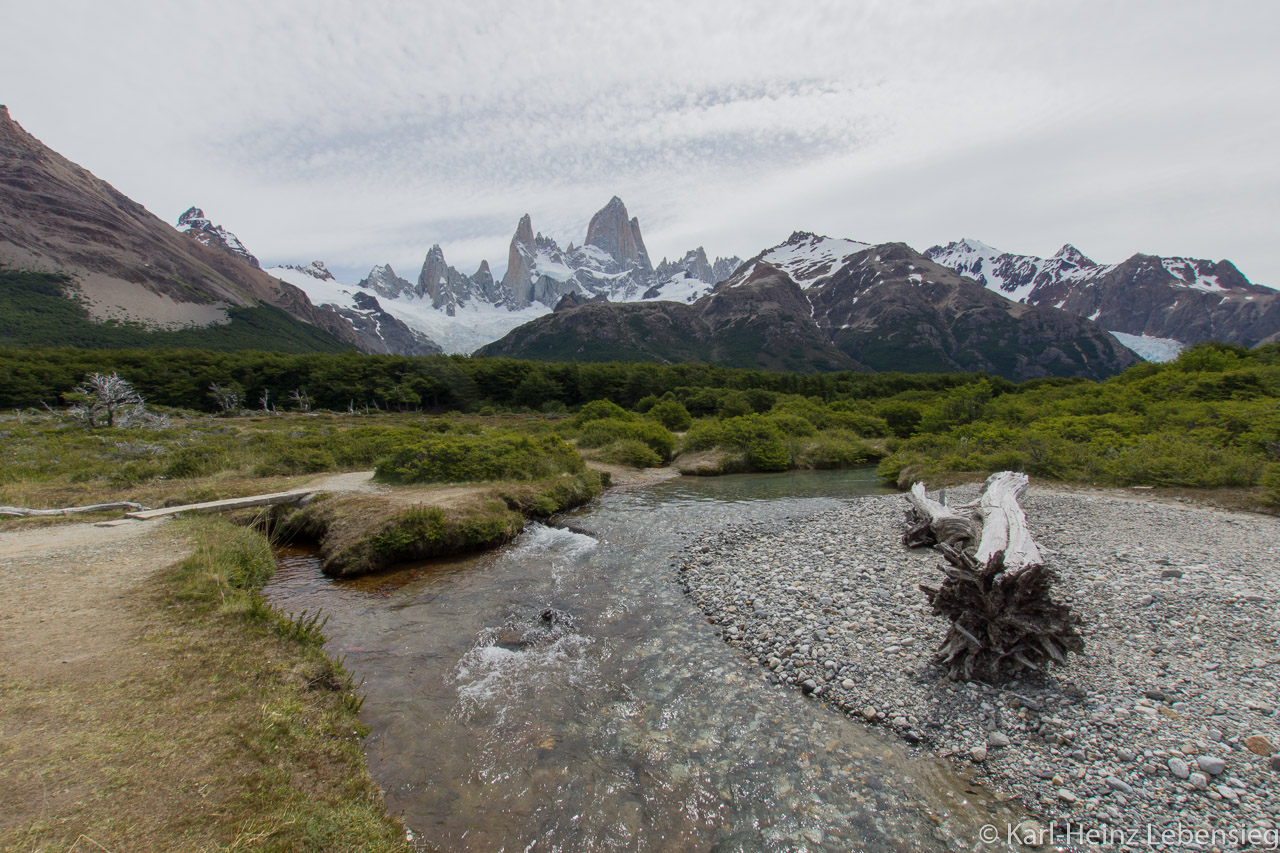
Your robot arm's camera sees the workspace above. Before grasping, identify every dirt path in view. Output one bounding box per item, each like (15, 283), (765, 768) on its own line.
(0, 519), (179, 676)
(0, 519), (191, 841)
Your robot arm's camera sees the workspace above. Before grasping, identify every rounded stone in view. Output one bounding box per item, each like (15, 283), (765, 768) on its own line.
(1168, 758), (1190, 779)
(969, 746), (988, 763)
(1197, 755), (1226, 775)
(1189, 772), (1209, 790)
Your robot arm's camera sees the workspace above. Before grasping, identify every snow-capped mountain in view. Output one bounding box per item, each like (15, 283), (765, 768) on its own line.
(266, 196), (739, 354)
(926, 239), (1280, 359)
(269, 261), (441, 355)
(177, 206), (261, 269)
(481, 230), (1140, 381)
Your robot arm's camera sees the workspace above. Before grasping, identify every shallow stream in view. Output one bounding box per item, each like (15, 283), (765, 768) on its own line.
(265, 469), (1025, 852)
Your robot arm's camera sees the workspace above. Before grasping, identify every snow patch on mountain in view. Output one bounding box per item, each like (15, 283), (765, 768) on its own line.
(177, 206), (260, 268)
(1110, 331), (1185, 362)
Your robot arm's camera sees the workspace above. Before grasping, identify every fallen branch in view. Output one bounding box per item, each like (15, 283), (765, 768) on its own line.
(905, 472), (1083, 681)
(902, 482), (979, 550)
(0, 501), (148, 518)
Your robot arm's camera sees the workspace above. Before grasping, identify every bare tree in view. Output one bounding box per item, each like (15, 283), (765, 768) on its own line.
(289, 388), (312, 413)
(67, 372), (146, 428)
(208, 381), (243, 415)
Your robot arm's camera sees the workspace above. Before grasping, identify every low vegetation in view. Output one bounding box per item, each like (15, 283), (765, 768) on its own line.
(877, 343), (1280, 506)
(0, 516), (411, 852)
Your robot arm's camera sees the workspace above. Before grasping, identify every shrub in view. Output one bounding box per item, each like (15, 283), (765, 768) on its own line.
(573, 400), (634, 426)
(646, 399), (692, 432)
(165, 445), (228, 478)
(254, 445), (337, 477)
(595, 438), (663, 468)
(792, 430), (880, 469)
(374, 432), (584, 484)
(766, 412), (817, 437)
(679, 418), (728, 452)
(577, 419), (675, 462)
(720, 414), (789, 471)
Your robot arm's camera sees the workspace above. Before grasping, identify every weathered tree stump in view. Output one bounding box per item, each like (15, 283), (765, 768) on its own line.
(906, 472), (1083, 682)
(902, 482), (979, 551)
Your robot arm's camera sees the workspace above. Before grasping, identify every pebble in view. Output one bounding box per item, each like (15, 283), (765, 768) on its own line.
(1105, 776), (1133, 795)
(1245, 735), (1275, 756)
(1197, 755), (1226, 775)
(677, 486), (1280, 850)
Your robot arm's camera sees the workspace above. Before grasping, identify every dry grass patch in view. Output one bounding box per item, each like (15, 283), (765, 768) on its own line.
(0, 518), (412, 853)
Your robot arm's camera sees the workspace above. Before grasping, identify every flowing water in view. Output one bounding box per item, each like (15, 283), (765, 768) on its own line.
(265, 470), (1025, 852)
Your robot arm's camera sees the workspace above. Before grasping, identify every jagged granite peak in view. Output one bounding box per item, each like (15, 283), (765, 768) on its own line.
(469, 259), (508, 304)
(926, 239), (1279, 348)
(358, 263), (414, 300)
(656, 247), (713, 285)
(501, 213), (539, 307)
(283, 260), (335, 281)
(585, 196), (652, 271)
(417, 242), (486, 316)
(176, 206), (260, 268)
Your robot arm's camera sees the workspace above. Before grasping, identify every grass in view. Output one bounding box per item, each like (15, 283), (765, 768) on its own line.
(0, 517), (412, 852)
(277, 470), (603, 578)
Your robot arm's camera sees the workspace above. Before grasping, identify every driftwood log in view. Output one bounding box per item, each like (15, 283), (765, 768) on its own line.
(0, 501), (147, 518)
(906, 472), (1083, 682)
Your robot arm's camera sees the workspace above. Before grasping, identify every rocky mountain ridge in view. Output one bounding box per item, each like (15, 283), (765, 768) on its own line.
(927, 238), (1280, 355)
(0, 105), (363, 348)
(481, 231), (1141, 381)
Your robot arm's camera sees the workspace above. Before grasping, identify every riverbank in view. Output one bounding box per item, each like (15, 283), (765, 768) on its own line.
(0, 516), (412, 852)
(678, 483), (1280, 848)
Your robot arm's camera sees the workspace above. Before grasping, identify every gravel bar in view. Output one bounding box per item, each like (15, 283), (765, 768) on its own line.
(677, 485), (1280, 850)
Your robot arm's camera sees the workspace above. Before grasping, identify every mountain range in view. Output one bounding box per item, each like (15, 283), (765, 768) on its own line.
(2, 104), (1276, 380)
(265, 195), (741, 354)
(479, 232), (1142, 381)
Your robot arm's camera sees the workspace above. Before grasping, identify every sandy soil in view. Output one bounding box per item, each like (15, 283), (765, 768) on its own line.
(0, 519), (179, 681)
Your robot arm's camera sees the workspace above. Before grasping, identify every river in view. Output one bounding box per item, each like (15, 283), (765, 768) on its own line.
(265, 469), (1025, 852)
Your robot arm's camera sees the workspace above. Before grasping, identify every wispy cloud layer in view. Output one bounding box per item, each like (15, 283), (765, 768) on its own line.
(4, 0), (1278, 284)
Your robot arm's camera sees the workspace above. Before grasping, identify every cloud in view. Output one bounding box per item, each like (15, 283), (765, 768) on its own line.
(3, 0), (1278, 285)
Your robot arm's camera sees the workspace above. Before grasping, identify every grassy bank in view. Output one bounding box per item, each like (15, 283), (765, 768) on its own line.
(0, 517), (412, 852)
(276, 470), (603, 577)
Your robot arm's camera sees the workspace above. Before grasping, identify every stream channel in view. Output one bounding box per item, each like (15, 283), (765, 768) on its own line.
(265, 469), (1027, 852)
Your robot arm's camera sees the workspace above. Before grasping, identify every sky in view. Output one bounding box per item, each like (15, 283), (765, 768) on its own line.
(3, 0), (1278, 286)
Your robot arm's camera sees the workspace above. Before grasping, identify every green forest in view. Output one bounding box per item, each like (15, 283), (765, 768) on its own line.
(3, 340), (1279, 508)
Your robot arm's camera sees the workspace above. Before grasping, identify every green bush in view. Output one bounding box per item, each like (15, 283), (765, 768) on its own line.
(720, 414), (789, 471)
(680, 418), (728, 452)
(573, 399), (634, 426)
(792, 430), (880, 469)
(1262, 463), (1280, 506)
(577, 419), (675, 462)
(374, 432), (584, 484)
(766, 412), (817, 437)
(646, 398), (692, 432)
(595, 438), (663, 468)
